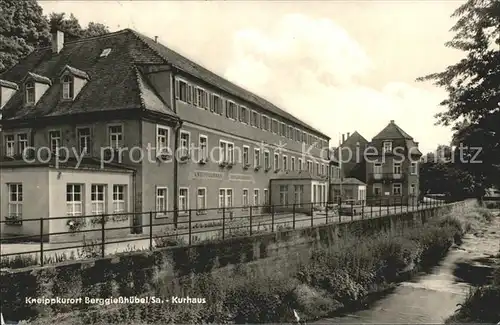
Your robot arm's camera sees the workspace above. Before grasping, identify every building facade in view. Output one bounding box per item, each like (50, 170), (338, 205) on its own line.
(365, 120), (422, 205)
(329, 122), (421, 206)
(0, 29), (330, 240)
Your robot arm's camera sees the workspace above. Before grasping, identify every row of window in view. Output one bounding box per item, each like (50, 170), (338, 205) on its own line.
(6, 184), (127, 218)
(167, 128), (330, 175)
(372, 183), (417, 196)
(155, 187), (270, 213)
(3, 125), (121, 157)
(373, 161), (418, 175)
(175, 78), (328, 149)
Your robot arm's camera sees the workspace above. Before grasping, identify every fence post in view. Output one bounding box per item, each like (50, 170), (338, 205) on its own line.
(325, 201), (329, 224)
(351, 201), (354, 221)
(361, 202), (364, 220)
(249, 206), (253, 236)
(40, 217), (44, 266)
(222, 206), (226, 240)
(387, 199), (389, 215)
(379, 198), (382, 217)
(339, 198), (342, 223)
(292, 203), (296, 229)
(271, 205), (275, 232)
(188, 209), (192, 246)
(101, 214), (106, 258)
(311, 203), (314, 227)
(370, 201), (373, 218)
(149, 211), (153, 250)
(400, 196), (403, 213)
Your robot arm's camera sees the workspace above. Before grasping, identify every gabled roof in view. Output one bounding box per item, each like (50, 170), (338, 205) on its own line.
(0, 79), (18, 90)
(0, 28), (328, 138)
(331, 131), (369, 161)
(60, 65), (90, 80)
(134, 67), (176, 117)
(23, 72), (51, 85)
(129, 29), (328, 138)
(373, 120), (413, 140)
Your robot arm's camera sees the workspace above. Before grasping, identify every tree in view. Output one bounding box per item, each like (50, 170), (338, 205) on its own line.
(0, 4), (110, 74)
(0, 0), (51, 73)
(48, 12), (110, 38)
(420, 145), (479, 201)
(417, 0), (500, 193)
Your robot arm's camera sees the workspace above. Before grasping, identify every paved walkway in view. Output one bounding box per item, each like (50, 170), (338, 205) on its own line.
(0, 203), (442, 267)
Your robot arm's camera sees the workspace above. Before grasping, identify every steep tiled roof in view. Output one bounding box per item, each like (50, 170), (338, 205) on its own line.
(1, 29), (327, 138)
(129, 30), (328, 138)
(0, 29), (177, 120)
(373, 120), (413, 140)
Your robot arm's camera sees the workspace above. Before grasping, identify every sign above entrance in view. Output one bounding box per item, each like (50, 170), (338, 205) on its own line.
(229, 174), (255, 183)
(189, 171), (224, 180)
(189, 171), (255, 183)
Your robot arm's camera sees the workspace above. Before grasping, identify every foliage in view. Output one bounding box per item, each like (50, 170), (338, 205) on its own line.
(0, 2), (110, 73)
(0, 0), (51, 72)
(417, 0), (500, 191)
(47, 12), (109, 38)
(21, 203), (488, 325)
(420, 145), (479, 200)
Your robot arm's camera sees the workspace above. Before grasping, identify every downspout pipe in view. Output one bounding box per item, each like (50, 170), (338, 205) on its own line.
(171, 67), (182, 229)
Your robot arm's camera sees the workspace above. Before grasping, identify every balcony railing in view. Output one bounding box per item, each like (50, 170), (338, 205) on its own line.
(368, 172), (407, 182)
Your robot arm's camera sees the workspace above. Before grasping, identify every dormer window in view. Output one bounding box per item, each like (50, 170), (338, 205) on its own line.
(25, 82), (35, 104)
(58, 65), (90, 101)
(62, 75), (74, 99)
(21, 72), (51, 106)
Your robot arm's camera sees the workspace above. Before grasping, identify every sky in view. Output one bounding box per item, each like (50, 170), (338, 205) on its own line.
(39, 0), (466, 154)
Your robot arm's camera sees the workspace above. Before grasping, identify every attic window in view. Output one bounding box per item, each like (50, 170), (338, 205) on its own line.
(25, 82), (35, 104)
(62, 75), (74, 99)
(100, 48), (111, 57)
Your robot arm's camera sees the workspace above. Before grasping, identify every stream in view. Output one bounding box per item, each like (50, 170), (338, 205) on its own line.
(316, 212), (500, 324)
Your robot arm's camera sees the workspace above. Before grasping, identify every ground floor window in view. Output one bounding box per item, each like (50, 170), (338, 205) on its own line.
(67, 184), (83, 216)
(219, 188), (233, 210)
(156, 187), (168, 215)
(253, 189), (260, 206)
(410, 183), (416, 195)
(294, 185), (304, 207)
(179, 188), (189, 212)
(242, 189), (249, 209)
(197, 188), (207, 212)
(279, 185), (288, 206)
(8, 183), (23, 220)
(112, 185), (126, 213)
(264, 188), (269, 205)
(91, 184), (106, 215)
(393, 183), (402, 195)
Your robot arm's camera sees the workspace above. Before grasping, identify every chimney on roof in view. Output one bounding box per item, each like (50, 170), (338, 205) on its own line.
(347, 132), (350, 139)
(51, 29), (64, 54)
(390, 120), (395, 124)
(342, 134), (345, 143)
(415, 142), (419, 146)
(154, 36), (158, 43)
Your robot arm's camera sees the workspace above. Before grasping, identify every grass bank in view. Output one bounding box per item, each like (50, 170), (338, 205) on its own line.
(445, 268), (500, 324)
(22, 203), (491, 325)
(445, 206), (499, 324)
